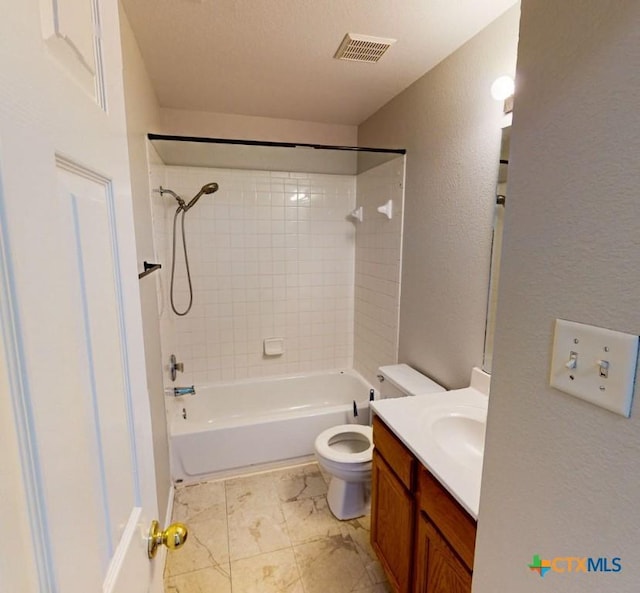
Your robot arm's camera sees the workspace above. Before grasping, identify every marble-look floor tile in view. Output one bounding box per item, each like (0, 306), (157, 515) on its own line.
(294, 533), (371, 593)
(164, 564), (231, 593)
(317, 463), (333, 485)
(225, 472), (280, 513)
(274, 463), (328, 502)
(228, 503), (291, 560)
(282, 495), (342, 544)
(353, 584), (393, 593)
(230, 548), (304, 593)
(164, 465), (390, 593)
(164, 507), (230, 577)
(172, 480), (226, 523)
(340, 516), (387, 585)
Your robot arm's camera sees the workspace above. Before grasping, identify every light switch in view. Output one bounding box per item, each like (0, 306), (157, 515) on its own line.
(549, 319), (639, 417)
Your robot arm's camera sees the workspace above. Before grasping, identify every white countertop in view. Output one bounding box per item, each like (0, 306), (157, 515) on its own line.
(371, 386), (488, 519)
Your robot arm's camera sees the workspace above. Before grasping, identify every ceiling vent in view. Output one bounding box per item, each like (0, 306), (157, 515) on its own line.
(334, 33), (396, 63)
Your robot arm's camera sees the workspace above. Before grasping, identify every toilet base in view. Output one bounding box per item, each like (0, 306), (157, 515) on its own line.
(326, 477), (370, 520)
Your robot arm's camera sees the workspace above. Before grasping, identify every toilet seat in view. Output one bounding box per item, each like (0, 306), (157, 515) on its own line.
(314, 424), (373, 464)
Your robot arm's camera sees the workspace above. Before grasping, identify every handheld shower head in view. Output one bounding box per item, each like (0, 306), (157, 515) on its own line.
(184, 182), (219, 211)
(200, 182), (219, 195)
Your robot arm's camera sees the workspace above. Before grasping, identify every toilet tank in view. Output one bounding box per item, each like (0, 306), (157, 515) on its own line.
(377, 364), (445, 398)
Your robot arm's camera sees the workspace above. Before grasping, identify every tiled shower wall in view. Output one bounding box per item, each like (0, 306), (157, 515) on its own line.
(353, 157), (405, 386)
(150, 165), (356, 385)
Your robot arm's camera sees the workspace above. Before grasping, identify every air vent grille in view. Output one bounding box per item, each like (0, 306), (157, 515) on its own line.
(334, 33), (396, 63)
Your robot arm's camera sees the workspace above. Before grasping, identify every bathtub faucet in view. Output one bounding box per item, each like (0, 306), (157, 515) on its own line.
(173, 386), (196, 397)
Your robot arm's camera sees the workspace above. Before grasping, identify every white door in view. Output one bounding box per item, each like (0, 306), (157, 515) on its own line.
(0, 0), (161, 592)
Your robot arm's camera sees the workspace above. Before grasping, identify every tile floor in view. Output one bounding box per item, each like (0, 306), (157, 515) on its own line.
(164, 462), (391, 593)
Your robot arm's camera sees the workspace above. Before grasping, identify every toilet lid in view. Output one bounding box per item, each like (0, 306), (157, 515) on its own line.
(315, 424), (373, 463)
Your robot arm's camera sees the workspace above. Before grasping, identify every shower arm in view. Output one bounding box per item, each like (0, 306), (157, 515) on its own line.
(155, 183), (219, 212)
(157, 186), (187, 210)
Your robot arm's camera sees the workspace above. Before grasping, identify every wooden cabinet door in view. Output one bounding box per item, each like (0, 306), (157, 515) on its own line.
(414, 512), (472, 593)
(371, 450), (415, 593)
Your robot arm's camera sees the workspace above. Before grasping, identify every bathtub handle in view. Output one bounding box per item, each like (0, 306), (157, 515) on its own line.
(170, 354), (184, 381)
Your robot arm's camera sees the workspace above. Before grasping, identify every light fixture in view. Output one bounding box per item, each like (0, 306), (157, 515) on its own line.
(491, 75), (515, 101)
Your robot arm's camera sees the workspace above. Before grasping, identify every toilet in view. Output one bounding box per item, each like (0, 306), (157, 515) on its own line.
(314, 364), (445, 520)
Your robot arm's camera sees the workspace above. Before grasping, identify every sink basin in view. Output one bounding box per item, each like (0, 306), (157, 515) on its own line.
(423, 405), (487, 470)
(371, 385), (489, 517)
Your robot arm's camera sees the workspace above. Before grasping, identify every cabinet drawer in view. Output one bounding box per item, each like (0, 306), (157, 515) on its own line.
(373, 416), (416, 491)
(417, 466), (477, 570)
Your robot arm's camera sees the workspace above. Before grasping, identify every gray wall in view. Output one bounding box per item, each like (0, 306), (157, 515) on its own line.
(358, 6), (521, 389)
(119, 5), (171, 516)
(474, 1), (640, 591)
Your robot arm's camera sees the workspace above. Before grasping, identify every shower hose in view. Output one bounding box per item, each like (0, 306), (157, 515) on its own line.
(170, 206), (193, 316)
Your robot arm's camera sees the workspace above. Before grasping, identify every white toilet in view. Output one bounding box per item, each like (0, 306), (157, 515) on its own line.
(314, 364), (444, 520)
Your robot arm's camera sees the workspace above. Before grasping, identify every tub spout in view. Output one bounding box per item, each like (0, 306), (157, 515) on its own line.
(173, 386), (196, 397)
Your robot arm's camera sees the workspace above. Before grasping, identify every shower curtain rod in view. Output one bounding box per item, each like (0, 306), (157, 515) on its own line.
(147, 133), (406, 155)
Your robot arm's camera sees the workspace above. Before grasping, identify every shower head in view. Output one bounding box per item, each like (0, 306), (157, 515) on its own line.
(184, 182), (219, 211)
(200, 182), (219, 195)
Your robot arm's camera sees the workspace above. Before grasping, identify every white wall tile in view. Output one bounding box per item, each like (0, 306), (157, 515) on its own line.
(353, 157), (405, 386)
(152, 165), (356, 384)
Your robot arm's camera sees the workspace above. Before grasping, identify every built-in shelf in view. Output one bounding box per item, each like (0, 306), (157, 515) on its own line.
(138, 261), (162, 280)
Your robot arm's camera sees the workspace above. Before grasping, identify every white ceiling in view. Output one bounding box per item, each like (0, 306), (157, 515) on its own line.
(121, 0), (518, 126)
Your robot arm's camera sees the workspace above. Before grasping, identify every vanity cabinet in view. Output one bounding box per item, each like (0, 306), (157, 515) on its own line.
(413, 467), (476, 593)
(371, 416), (416, 593)
(414, 515), (471, 593)
(371, 416), (477, 593)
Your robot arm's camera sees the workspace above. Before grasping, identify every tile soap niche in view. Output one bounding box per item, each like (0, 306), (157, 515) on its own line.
(264, 337), (285, 356)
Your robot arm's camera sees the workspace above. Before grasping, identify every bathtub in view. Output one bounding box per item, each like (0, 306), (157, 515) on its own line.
(169, 369), (374, 482)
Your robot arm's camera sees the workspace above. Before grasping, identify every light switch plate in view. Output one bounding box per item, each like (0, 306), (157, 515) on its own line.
(550, 319), (639, 417)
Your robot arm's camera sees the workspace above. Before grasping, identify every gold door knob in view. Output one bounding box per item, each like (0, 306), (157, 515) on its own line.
(148, 520), (189, 559)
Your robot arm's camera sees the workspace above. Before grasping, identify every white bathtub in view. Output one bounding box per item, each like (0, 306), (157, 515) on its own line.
(169, 369), (374, 482)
